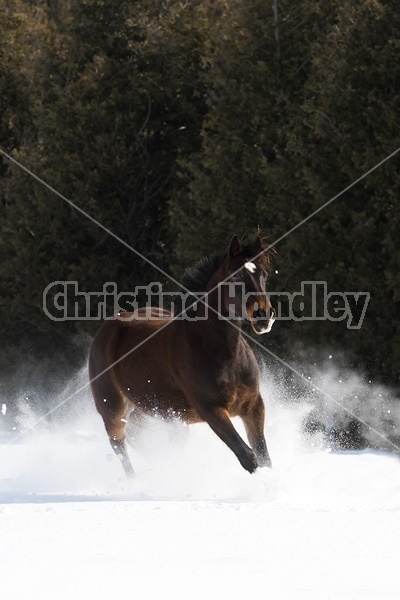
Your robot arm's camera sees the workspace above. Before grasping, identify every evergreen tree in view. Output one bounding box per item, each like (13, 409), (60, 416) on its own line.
(279, 0), (400, 382)
(0, 0), (208, 402)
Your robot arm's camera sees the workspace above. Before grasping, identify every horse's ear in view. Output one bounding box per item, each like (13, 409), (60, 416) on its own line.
(253, 235), (262, 255)
(228, 235), (241, 258)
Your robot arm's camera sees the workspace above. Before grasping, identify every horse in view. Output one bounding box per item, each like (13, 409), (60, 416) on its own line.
(89, 234), (276, 476)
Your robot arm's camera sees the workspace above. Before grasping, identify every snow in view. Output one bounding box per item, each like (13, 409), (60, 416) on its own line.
(0, 373), (399, 600)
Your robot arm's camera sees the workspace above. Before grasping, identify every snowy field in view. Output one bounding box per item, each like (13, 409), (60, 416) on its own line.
(1, 370), (399, 600)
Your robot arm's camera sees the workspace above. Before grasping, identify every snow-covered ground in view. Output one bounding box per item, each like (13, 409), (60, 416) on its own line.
(1, 372), (399, 600)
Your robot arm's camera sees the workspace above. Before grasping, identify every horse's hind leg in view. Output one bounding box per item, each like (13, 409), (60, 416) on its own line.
(241, 394), (272, 468)
(91, 378), (135, 477)
(110, 438), (135, 478)
(104, 415), (136, 478)
(125, 407), (146, 449)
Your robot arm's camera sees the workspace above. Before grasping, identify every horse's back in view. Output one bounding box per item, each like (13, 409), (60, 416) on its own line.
(89, 308), (173, 371)
(120, 307), (173, 320)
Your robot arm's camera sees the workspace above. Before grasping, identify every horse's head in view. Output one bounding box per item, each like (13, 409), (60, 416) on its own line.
(225, 234), (276, 335)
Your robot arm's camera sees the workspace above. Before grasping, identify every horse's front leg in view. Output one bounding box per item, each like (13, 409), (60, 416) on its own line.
(241, 394), (272, 468)
(196, 404), (258, 473)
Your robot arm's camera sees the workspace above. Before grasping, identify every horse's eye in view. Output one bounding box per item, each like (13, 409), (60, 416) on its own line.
(231, 273), (241, 282)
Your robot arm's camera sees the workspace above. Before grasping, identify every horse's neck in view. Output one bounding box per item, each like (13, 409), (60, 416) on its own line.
(198, 286), (243, 348)
(177, 273), (244, 349)
(206, 282), (244, 320)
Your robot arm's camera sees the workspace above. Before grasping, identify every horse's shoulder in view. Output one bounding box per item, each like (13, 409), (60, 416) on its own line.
(236, 338), (259, 385)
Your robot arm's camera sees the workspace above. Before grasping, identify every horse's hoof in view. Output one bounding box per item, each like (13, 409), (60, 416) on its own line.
(240, 450), (258, 474)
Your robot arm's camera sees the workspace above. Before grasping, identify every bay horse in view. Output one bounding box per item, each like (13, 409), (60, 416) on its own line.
(89, 234), (276, 476)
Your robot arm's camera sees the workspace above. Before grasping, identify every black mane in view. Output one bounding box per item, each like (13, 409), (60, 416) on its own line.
(172, 235), (274, 316)
(173, 252), (225, 316)
(181, 252), (225, 294)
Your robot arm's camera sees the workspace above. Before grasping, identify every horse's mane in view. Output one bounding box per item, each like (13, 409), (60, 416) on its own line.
(173, 252), (225, 315)
(172, 235), (274, 316)
(180, 252), (225, 295)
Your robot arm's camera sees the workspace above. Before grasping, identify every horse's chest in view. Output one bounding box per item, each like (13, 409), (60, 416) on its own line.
(217, 359), (258, 392)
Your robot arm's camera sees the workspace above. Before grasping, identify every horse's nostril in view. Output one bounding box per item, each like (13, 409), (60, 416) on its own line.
(253, 308), (266, 320)
(255, 307), (274, 321)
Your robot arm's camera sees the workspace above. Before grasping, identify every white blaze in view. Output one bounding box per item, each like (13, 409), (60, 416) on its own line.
(244, 261), (256, 273)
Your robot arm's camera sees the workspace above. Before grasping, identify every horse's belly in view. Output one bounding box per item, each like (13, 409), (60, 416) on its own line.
(126, 384), (200, 423)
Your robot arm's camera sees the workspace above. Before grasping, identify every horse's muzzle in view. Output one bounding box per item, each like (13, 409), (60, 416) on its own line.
(251, 307), (275, 335)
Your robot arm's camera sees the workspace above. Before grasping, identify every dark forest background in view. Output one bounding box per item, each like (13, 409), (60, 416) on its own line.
(0, 0), (399, 447)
